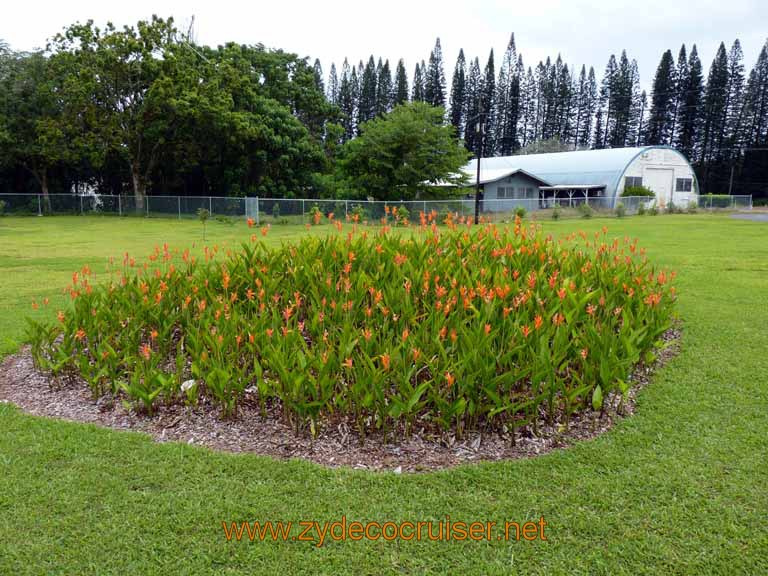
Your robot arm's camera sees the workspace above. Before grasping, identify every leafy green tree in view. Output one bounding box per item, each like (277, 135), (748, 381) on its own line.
(0, 51), (84, 206)
(339, 102), (469, 200)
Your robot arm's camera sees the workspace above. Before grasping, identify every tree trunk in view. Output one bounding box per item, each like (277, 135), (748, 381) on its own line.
(40, 170), (51, 214)
(131, 165), (146, 213)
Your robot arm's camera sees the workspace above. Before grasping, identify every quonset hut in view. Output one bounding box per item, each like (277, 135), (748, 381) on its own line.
(462, 146), (698, 212)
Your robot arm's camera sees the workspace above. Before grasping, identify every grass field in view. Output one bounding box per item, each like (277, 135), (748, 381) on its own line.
(1, 214), (767, 575)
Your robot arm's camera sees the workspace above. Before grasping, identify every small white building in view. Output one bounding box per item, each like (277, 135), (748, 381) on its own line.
(463, 146), (698, 212)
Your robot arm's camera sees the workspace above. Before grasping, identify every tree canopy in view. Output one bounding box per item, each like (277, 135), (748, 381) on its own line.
(338, 102), (468, 200)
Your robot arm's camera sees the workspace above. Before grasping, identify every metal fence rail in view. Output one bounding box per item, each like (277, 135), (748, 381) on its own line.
(0, 193), (753, 222)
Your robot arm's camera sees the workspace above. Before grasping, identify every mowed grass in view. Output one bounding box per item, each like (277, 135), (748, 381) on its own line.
(1, 214), (767, 575)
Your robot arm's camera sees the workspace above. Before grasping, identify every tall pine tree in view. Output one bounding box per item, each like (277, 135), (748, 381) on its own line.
(464, 57), (482, 155)
(357, 56), (378, 127)
(699, 42), (729, 163)
(375, 59), (393, 115)
(327, 63), (339, 106)
(676, 45), (704, 159)
(338, 59), (356, 141)
(669, 45), (689, 145)
(646, 50), (676, 145)
(424, 38), (446, 108)
(494, 34), (520, 155)
(481, 49), (496, 154)
(393, 59), (409, 106)
(412, 61), (425, 102)
(312, 59), (324, 94)
(449, 49), (467, 137)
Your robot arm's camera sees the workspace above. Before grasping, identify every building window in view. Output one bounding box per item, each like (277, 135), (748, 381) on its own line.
(675, 178), (692, 192)
(625, 176), (643, 188)
(497, 187), (508, 199)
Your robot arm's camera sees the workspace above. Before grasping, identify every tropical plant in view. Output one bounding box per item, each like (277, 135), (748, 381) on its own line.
(27, 217), (677, 440)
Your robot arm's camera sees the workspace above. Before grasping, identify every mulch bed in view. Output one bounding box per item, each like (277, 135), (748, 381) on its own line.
(0, 328), (680, 473)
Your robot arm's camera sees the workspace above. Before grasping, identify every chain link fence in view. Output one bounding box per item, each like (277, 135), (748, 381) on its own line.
(0, 193), (753, 223)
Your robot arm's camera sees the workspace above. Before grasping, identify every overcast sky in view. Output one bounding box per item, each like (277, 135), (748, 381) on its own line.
(3, 0), (766, 92)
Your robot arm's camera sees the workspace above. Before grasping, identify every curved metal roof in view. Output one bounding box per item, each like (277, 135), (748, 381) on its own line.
(464, 146), (691, 197)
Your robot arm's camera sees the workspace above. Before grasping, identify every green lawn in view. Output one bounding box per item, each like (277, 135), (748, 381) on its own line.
(1, 214), (767, 575)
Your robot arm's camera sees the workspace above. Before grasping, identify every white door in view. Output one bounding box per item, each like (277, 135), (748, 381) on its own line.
(644, 168), (674, 205)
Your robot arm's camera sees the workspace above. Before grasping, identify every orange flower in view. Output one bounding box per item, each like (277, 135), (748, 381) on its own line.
(552, 312), (565, 326)
(150, 329), (158, 340)
(534, 315), (543, 330)
(266, 328), (274, 338)
(75, 328), (86, 340)
(140, 343), (151, 360)
(557, 288), (566, 300)
(484, 323), (491, 335)
(31, 301), (39, 310)
(247, 217), (255, 228)
(411, 348), (421, 361)
(343, 357), (353, 369)
(450, 329), (457, 342)
(248, 332), (255, 344)
(57, 311), (65, 323)
(381, 353), (391, 370)
(445, 372), (455, 388)
(586, 304), (597, 315)
(401, 328), (409, 342)
(521, 325), (531, 338)
(580, 348), (589, 359)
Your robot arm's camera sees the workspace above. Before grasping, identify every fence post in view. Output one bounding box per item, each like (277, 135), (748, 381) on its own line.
(302, 199), (305, 224)
(178, 196), (181, 220)
(118, 195), (122, 217)
(37, 195), (42, 216)
(345, 199), (349, 219)
(209, 196), (212, 215)
(146, 196), (149, 217)
(255, 197), (260, 226)
(80, 195), (83, 215)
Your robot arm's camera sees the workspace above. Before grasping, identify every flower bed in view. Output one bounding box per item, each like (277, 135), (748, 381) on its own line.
(27, 217), (677, 441)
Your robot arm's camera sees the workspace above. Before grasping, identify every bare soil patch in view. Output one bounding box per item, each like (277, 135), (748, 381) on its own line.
(0, 328), (680, 473)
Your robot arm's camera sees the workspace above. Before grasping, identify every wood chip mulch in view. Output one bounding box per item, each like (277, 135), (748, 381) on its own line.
(0, 328), (680, 473)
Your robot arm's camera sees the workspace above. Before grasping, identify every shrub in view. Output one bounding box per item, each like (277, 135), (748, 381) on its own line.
(514, 205), (527, 218)
(551, 205), (561, 220)
(637, 203), (647, 216)
(309, 204), (323, 225)
(686, 201), (698, 214)
(27, 221), (677, 439)
(615, 202), (626, 218)
(391, 204), (410, 223)
(350, 203), (368, 222)
(196, 208), (210, 240)
(622, 185), (655, 198)
(577, 203), (593, 219)
(648, 203), (659, 216)
(272, 202), (281, 220)
(0, 200), (6, 216)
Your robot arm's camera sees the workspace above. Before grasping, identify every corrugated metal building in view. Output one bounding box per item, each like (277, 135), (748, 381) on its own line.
(462, 145), (698, 211)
